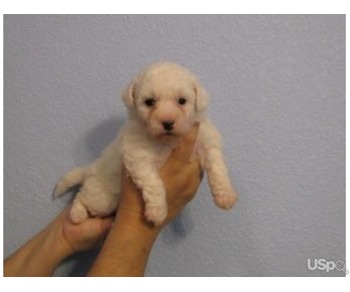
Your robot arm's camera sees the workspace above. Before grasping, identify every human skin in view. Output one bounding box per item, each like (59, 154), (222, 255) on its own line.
(4, 124), (201, 277)
(88, 123), (202, 276)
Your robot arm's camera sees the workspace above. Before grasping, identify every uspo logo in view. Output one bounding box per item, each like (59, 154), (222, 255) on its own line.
(307, 258), (348, 275)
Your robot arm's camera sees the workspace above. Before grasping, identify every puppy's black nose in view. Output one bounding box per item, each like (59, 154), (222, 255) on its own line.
(162, 120), (174, 131)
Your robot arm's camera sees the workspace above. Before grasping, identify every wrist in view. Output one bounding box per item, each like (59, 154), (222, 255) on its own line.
(116, 206), (162, 241)
(88, 207), (161, 276)
(45, 217), (75, 261)
(4, 219), (71, 277)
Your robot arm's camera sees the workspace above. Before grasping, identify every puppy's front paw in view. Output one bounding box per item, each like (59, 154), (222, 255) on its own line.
(214, 188), (237, 210)
(145, 204), (167, 226)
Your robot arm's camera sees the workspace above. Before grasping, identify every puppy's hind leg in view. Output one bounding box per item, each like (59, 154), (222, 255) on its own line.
(70, 195), (89, 224)
(68, 174), (120, 224)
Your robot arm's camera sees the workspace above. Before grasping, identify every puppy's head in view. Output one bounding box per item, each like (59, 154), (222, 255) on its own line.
(123, 62), (209, 143)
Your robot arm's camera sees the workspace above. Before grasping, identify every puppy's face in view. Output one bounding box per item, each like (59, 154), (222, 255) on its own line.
(134, 75), (197, 142)
(123, 63), (208, 143)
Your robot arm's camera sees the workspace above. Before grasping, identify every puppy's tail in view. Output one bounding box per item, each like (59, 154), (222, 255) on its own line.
(53, 167), (87, 199)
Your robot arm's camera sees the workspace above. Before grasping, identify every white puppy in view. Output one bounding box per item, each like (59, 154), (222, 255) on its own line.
(54, 62), (237, 225)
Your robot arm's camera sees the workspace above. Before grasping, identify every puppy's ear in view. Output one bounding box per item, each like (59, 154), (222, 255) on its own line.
(122, 78), (137, 110)
(194, 82), (209, 112)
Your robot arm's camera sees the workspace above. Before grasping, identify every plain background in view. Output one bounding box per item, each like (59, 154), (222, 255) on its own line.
(4, 15), (345, 276)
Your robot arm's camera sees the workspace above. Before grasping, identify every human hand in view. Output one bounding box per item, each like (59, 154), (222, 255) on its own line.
(53, 205), (114, 255)
(119, 123), (203, 227)
(4, 203), (114, 277)
(87, 124), (202, 276)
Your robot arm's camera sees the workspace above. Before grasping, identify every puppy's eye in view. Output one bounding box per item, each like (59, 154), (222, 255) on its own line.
(144, 98), (156, 107)
(178, 97), (187, 105)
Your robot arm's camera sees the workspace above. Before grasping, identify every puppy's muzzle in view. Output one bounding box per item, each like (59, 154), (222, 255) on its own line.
(162, 120), (175, 132)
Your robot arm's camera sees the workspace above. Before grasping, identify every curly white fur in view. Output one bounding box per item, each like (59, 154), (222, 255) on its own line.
(54, 62), (237, 225)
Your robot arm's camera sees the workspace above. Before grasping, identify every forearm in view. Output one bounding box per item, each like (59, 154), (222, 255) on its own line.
(4, 221), (71, 277)
(87, 208), (160, 277)
(87, 157), (201, 276)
